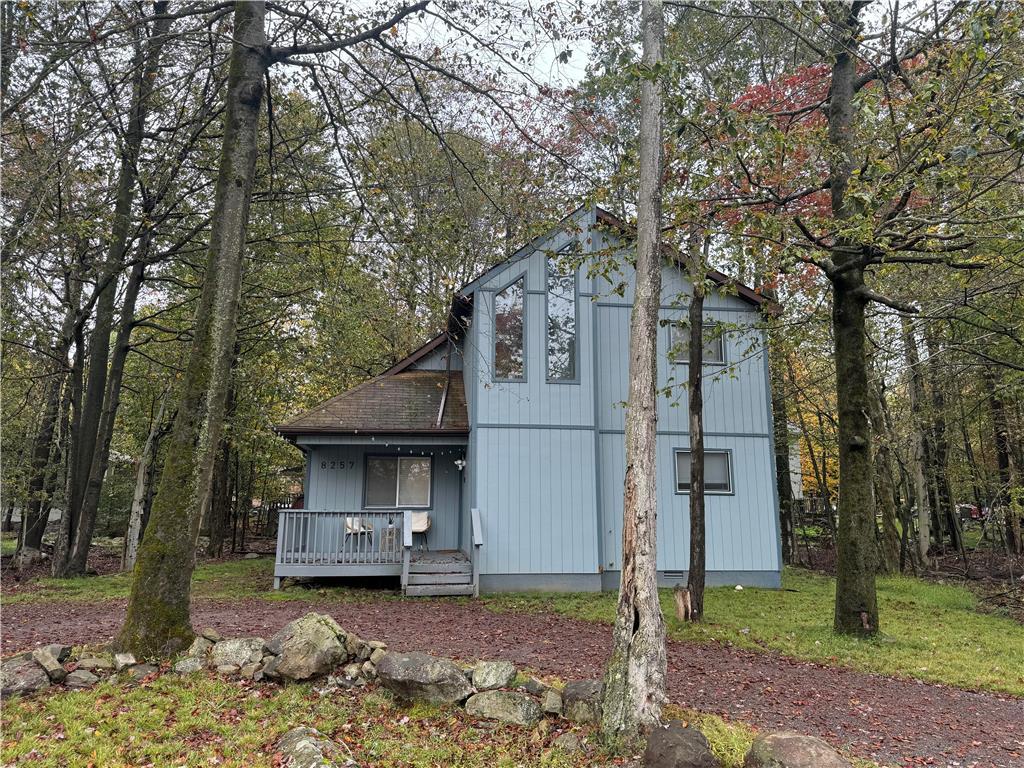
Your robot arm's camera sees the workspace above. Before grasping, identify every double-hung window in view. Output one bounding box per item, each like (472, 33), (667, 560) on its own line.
(674, 449), (733, 494)
(668, 320), (726, 365)
(365, 456), (432, 508)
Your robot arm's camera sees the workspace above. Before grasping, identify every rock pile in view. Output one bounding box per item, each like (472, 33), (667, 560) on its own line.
(174, 612), (386, 687)
(2, 612), (852, 768)
(0, 644), (155, 697)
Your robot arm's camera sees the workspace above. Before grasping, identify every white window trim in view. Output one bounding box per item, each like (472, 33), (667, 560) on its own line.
(364, 455), (433, 509)
(673, 448), (734, 495)
(668, 320), (727, 366)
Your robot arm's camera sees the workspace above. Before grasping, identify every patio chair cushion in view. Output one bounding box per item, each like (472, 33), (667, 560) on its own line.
(345, 517), (373, 535)
(410, 511), (431, 533)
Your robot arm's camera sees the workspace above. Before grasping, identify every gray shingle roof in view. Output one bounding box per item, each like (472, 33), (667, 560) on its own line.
(276, 370), (468, 436)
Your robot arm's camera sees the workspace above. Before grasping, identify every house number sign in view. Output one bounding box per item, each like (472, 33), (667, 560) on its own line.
(320, 460), (356, 470)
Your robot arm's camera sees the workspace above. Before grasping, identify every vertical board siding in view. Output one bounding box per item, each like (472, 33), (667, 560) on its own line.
(305, 443), (466, 551)
(598, 434), (779, 573)
(410, 344), (463, 371)
(474, 426), (599, 574)
(595, 303), (768, 435)
(460, 207), (778, 580)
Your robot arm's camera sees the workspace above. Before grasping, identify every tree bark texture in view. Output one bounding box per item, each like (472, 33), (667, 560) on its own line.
(767, 301), (795, 563)
(827, 2), (879, 636)
(902, 318), (932, 561)
(685, 234), (707, 621)
(985, 367), (1020, 554)
(600, 0), (667, 747)
(55, 2), (171, 577)
(51, 320), (85, 572)
(868, 382), (901, 574)
(116, 0), (267, 657)
(123, 390), (169, 572)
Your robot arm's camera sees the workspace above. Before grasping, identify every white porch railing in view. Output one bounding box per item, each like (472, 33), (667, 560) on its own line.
(276, 510), (404, 566)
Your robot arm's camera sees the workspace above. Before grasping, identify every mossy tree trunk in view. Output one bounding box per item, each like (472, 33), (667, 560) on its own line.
(827, 1), (879, 636)
(601, 0), (667, 748)
(116, 0), (267, 657)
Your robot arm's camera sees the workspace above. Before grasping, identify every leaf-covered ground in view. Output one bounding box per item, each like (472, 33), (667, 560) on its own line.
(1, 674), (605, 768)
(4, 553), (1023, 766)
(4, 582), (1023, 766)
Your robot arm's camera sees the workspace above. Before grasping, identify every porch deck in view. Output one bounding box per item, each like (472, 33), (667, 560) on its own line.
(273, 508), (483, 597)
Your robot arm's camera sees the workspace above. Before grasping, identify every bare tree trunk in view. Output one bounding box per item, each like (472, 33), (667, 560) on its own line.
(18, 367), (66, 561)
(902, 318), (932, 562)
(685, 234), (707, 621)
(116, 0), (267, 657)
(601, 0), (667, 747)
(52, 320), (85, 573)
(868, 382), (900, 574)
(20, 278), (80, 559)
(58, 4), (172, 577)
(922, 328), (961, 555)
(766, 297), (795, 563)
(123, 390), (169, 572)
(206, 438), (231, 557)
(985, 367), (1020, 554)
(827, 2), (879, 636)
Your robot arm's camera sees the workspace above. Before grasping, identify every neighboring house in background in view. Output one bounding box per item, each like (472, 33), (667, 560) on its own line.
(274, 206), (782, 595)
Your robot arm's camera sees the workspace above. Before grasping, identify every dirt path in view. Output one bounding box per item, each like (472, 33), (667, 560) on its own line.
(3, 597), (1022, 768)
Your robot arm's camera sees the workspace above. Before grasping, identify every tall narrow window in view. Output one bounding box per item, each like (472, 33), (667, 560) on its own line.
(546, 256), (577, 381)
(668, 320), (725, 365)
(494, 277), (525, 380)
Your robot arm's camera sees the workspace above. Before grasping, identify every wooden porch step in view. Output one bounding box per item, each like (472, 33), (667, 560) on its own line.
(407, 572), (472, 586)
(405, 583), (476, 597)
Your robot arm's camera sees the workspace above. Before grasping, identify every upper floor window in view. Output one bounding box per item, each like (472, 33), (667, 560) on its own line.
(494, 276), (525, 380)
(546, 256), (577, 381)
(675, 449), (733, 494)
(668, 320), (726, 365)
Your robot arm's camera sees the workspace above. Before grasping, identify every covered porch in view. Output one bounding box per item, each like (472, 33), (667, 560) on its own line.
(274, 362), (479, 596)
(274, 508), (482, 596)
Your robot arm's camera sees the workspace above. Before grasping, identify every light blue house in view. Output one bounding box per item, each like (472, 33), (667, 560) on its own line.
(274, 206), (781, 595)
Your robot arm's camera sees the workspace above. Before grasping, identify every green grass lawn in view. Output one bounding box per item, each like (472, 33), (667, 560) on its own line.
(0, 675), (602, 768)
(485, 569), (1024, 697)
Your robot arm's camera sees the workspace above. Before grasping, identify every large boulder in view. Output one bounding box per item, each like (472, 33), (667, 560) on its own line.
(276, 726), (355, 768)
(32, 645), (71, 683)
(743, 732), (851, 768)
(264, 613), (348, 681)
(376, 652), (474, 704)
(645, 721), (720, 768)
(1, 655), (50, 697)
(472, 660), (517, 690)
(562, 679), (603, 723)
(211, 637), (265, 669)
(465, 690), (541, 727)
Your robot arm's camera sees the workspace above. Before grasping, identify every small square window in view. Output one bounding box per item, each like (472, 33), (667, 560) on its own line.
(668, 321), (726, 365)
(675, 449), (732, 494)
